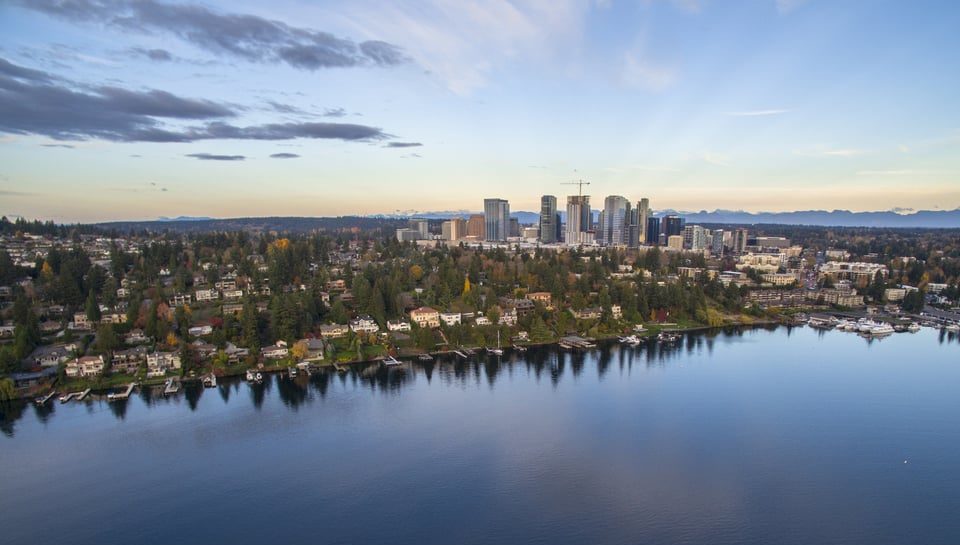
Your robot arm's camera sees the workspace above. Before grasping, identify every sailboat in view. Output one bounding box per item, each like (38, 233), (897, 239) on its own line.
(489, 330), (504, 356)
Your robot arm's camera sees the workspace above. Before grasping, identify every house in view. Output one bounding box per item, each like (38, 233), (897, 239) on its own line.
(319, 323), (349, 339)
(571, 307), (602, 320)
(499, 297), (535, 317)
(125, 329), (149, 344)
(72, 312), (93, 330)
(387, 320), (411, 332)
(224, 342), (250, 364)
(29, 344), (73, 368)
(188, 324), (214, 336)
(214, 280), (237, 291)
(222, 289), (243, 300)
(319, 291), (331, 305)
(169, 294), (191, 307)
(66, 355), (105, 378)
(222, 303), (243, 316)
(440, 312), (462, 326)
(410, 306), (440, 328)
(190, 340), (218, 359)
(116, 287), (130, 299)
(39, 320), (62, 334)
(498, 309), (517, 326)
(101, 312), (127, 324)
(526, 291), (553, 308)
(325, 279), (347, 291)
(611, 305), (622, 319)
(349, 315), (380, 334)
(112, 346), (148, 374)
(195, 288), (219, 302)
(261, 340), (289, 360)
(300, 338), (325, 362)
(475, 315), (491, 326)
(146, 351), (181, 377)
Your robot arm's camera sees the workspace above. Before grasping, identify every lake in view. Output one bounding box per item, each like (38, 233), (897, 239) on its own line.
(2, 326), (959, 545)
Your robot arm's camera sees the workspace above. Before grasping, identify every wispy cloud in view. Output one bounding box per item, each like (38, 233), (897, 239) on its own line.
(725, 109), (789, 117)
(794, 148), (868, 157)
(270, 152), (300, 159)
(186, 153), (245, 161)
(620, 51), (676, 91)
(384, 142), (423, 148)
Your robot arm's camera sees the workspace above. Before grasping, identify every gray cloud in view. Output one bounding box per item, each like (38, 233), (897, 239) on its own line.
(0, 57), (390, 143)
(19, 0), (408, 70)
(186, 153), (245, 161)
(42, 143), (75, 148)
(130, 47), (174, 61)
(270, 152), (300, 159)
(385, 142), (423, 148)
(323, 107), (346, 118)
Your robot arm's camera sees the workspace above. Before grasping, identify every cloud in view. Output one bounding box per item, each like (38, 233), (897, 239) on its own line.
(401, 153), (422, 158)
(384, 141), (423, 148)
(776, 0), (808, 14)
(323, 107), (346, 118)
(270, 152), (300, 159)
(41, 143), (75, 148)
(0, 189), (33, 196)
(18, 0), (407, 70)
(130, 47), (174, 62)
(725, 109), (789, 117)
(794, 148), (868, 157)
(186, 153), (245, 161)
(0, 57), (391, 143)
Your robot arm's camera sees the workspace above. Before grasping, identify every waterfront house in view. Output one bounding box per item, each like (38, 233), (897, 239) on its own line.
(571, 307), (602, 320)
(261, 341), (289, 360)
(224, 342), (250, 364)
(319, 323), (349, 339)
(146, 351), (181, 377)
(349, 315), (380, 334)
(387, 320), (411, 332)
(112, 346), (148, 374)
(65, 355), (105, 378)
(410, 306), (440, 328)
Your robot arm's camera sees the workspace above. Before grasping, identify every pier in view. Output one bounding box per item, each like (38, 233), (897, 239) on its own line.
(383, 356), (402, 367)
(76, 388), (91, 401)
(107, 383), (136, 401)
(163, 378), (180, 395)
(559, 336), (597, 350)
(452, 350), (468, 359)
(35, 390), (57, 406)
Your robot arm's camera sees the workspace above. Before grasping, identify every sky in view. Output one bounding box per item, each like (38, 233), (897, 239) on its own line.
(1, 0), (959, 222)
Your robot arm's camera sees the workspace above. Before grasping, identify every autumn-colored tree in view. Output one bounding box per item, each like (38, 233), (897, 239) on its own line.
(290, 339), (309, 361)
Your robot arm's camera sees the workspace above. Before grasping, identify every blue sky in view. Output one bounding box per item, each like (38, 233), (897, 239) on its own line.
(1, 0), (958, 222)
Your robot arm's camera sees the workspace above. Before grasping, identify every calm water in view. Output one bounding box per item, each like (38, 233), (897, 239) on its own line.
(2, 326), (960, 545)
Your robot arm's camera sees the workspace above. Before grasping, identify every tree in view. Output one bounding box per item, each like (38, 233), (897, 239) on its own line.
(902, 289), (925, 313)
(0, 378), (16, 402)
(85, 290), (101, 323)
(291, 339), (309, 361)
(96, 323), (119, 352)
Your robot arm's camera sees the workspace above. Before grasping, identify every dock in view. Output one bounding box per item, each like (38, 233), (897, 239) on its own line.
(163, 378), (180, 395)
(383, 356), (402, 367)
(333, 363), (347, 373)
(452, 350), (468, 359)
(559, 336), (597, 350)
(107, 383), (136, 401)
(59, 392), (78, 403)
(35, 390), (57, 406)
(75, 388), (91, 401)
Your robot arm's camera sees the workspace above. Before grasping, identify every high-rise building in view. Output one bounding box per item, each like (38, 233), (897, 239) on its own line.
(601, 195), (630, 246)
(646, 216), (661, 245)
(509, 217), (520, 238)
(409, 219), (429, 239)
(539, 195), (560, 244)
(637, 198), (650, 245)
(441, 218), (466, 241)
(466, 214), (485, 239)
(667, 235), (684, 250)
(483, 198), (510, 242)
(396, 228), (420, 242)
(661, 215), (684, 238)
(711, 229), (725, 255)
(683, 225), (708, 251)
(565, 195), (591, 245)
(733, 228), (749, 254)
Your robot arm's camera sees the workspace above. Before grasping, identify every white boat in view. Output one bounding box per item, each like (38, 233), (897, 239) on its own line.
(255, 372), (263, 382)
(907, 323), (921, 333)
(868, 323), (895, 336)
(245, 369), (255, 381)
(946, 324), (960, 332)
(619, 335), (641, 345)
(289, 366), (298, 378)
(202, 374), (217, 388)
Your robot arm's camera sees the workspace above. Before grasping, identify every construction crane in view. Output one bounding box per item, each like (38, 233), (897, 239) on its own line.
(561, 179), (591, 197)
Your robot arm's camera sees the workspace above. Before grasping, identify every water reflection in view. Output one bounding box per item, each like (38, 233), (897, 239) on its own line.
(2, 326), (956, 437)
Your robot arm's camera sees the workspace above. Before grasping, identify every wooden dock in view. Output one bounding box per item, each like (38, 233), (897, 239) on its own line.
(163, 378), (180, 395)
(382, 356), (402, 367)
(35, 390), (57, 406)
(75, 388), (91, 401)
(559, 336), (597, 350)
(452, 350), (468, 359)
(333, 363), (347, 373)
(107, 383), (136, 401)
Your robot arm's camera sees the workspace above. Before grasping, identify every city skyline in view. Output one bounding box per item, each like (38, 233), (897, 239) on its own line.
(2, 0), (960, 222)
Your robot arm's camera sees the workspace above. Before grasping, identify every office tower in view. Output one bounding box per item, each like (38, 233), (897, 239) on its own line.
(683, 225), (708, 251)
(733, 228), (749, 254)
(646, 216), (661, 245)
(601, 195), (629, 246)
(539, 195), (559, 244)
(441, 218), (466, 241)
(396, 228), (420, 242)
(565, 195), (591, 245)
(484, 198), (510, 242)
(637, 198), (650, 245)
(466, 214), (485, 239)
(409, 218), (429, 239)
(712, 229), (725, 255)
(509, 217), (520, 238)
(667, 235), (684, 250)
(661, 215), (684, 238)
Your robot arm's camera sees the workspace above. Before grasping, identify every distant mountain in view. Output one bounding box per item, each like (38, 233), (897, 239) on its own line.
(98, 216), (405, 233)
(658, 209), (960, 228)
(157, 216), (214, 222)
